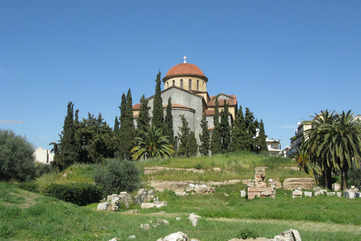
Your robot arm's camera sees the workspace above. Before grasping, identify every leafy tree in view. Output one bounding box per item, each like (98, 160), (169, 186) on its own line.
(95, 159), (140, 196)
(211, 98), (222, 154)
(137, 95), (150, 132)
(220, 102), (231, 152)
(0, 130), (36, 181)
(152, 72), (164, 130)
(255, 119), (267, 152)
(164, 97), (174, 144)
(131, 126), (174, 160)
(52, 102), (78, 170)
(199, 114), (210, 156)
(230, 105), (248, 151)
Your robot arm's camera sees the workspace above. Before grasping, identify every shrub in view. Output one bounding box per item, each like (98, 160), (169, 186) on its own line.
(35, 163), (53, 177)
(44, 183), (102, 206)
(95, 159), (140, 196)
(0, 130), (36, 181)
(348, 168), (361, 189)
(18, 181), (39, 193)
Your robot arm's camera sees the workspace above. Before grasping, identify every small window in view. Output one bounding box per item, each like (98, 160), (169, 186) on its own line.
(197, 80), (199, 90)
(172, 79), (175, 86)
(189, 79), (192, 90)
(180, 79), (183, 88)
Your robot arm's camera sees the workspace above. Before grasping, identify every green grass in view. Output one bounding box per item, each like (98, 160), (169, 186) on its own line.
(35, 163), (98, 192)
(1, 182), (360, 241)
(141, 151), (310, 182)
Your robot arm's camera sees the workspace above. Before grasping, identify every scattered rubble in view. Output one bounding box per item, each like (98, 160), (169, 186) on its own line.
(228, 229), (302, 241)
(97, 192), (133, 211)
(141, 201), (167, 209)
(157, 232), (189, 241)
(247, 167), (276, 200)
(185, 183), (215, 194)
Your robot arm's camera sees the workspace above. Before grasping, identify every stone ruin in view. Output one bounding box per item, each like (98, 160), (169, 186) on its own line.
(247, 167), (276, 200)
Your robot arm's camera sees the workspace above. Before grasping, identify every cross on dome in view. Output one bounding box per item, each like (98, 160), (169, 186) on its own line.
(183, 56), (187, 63)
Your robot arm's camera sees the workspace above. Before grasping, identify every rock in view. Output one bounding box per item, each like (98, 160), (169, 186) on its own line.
(292, 189), (303, 199)
(161, 219), (169, 225)
(326, 192), (335, 196)
(332, 183), (341, 191)
(304, 191), (312, 197)
(141, 201), (167, 209)
(140, 223), (150, 230)
(336, 192), (342, 197)
(224, 193), (230, 197)
(176, 217), (181, 221)
(188, 213), (201, 227)
(157, 232), (189, 241)
(97, 202), (109, 211)
(106, 192), (133, 211)
(109, 238), (118, 241)
(185, 183), (215, 194)
(228, 238), (270, 241)
(344, 191), (356, 199)
(240, 190), (247, 198)
(128, 235), (136, 239)
(213, 167), (222, 172)
(135, 188), (156, 204)
(273, 229), (302, 241)
(283, 178), (315, 190)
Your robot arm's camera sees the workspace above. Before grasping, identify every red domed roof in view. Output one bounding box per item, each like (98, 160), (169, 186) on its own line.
(163, 63), (208, 81)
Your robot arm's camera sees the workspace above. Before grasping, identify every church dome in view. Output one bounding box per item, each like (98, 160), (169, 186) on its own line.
(163, 63), (208, 81)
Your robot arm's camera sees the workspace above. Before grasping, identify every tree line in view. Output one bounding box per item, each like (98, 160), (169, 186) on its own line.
(51, 72), (267, 170)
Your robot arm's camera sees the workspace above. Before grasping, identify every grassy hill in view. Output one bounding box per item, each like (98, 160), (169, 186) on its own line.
(2, 152), (361, 241)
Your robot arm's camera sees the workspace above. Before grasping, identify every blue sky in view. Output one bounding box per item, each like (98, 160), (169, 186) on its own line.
(1, 0), (361, 149)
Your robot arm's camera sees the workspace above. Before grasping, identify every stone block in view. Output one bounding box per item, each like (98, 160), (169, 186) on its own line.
(332, 183), (341, 191)
(327, 192), (335, 196)
(356, 192), (361, 198)
(240, 190), (246, 198)
(304, 191), (312, 197)
(336, 192), (342, 197)
(292, 189), (303, 198)
(283, 178), (315, 190)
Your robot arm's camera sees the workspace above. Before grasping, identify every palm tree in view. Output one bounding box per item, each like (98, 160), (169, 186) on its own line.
(131, 126), (174, 160)
(302, 110), (361, 190)
(302, 110), (336, 189)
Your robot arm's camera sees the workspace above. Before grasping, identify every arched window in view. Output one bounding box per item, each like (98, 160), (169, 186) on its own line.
(180, 79), (183, 88)
(172, 79), (175, 87)
(197, 79), (199, 90)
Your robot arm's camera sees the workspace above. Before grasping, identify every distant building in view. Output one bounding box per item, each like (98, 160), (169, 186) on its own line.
(266, 138), (281, 155)
(132, 58), (237, 143)
(33, 147), (54, 164)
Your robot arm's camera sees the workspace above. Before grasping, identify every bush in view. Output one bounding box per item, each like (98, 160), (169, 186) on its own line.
(348, 168), (361, 189)
(35, 163), (53, 177)
(44, 183), (102, 206)
(18, 181), (39, 193)
(0, 130), (36, 181)
(95, 159), (140, 196)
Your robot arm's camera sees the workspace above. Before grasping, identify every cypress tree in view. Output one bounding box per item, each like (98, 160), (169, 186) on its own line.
(126, 88), (135, 132)
(220, 102), (231, 152)
(137, 95), (150, 132)
(244, 107), (257, 151)
(120, 93), (127, 127)
(256, 119), (267, 152)
(188, 131), (198, 156)
(177, 115), (191, 156)
(53, 102), (78, 170)
(199, 114), (210, 156)
(230, 105), (248, 152)
(164, 97), (174, 144)
(211, 98), (222, 154)
(114, 116), (119, 133)
(152, 72), (164, 130)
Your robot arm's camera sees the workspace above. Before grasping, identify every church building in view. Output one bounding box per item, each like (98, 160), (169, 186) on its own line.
(133, 58), (238, 142)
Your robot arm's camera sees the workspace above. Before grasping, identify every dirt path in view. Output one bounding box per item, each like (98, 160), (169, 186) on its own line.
(123, 211), (361, 234)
